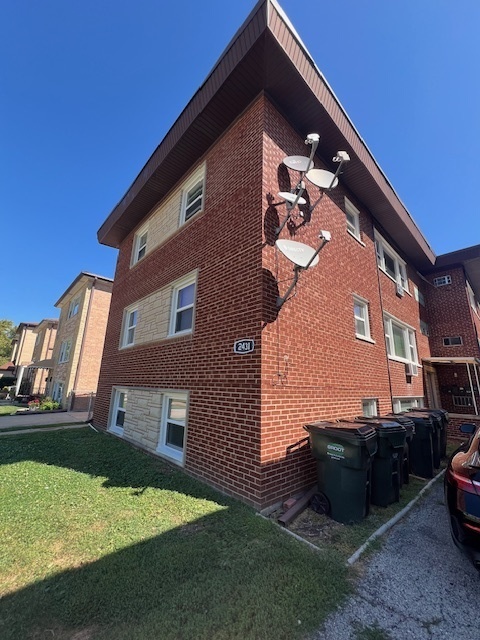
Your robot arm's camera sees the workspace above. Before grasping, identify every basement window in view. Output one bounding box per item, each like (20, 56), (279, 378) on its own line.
(157, 392), (188, 465)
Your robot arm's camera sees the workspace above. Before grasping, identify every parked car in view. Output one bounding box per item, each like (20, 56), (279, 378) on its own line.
(445, 423), (480, 570)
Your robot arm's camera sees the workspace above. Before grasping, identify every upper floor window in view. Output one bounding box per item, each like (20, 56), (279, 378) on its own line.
(375, 231), (408, 292)
(169, 274), (196, 336)
(34, 332), (41, 347)
(420, 320), (430, 336)
(443, 336), (463, 346)
(68, 297), (80, 319)
(58, 340), (71, 364)
(345, 197), (361, 241)
(467, 282), (478, 315)
(413, 286), (425, 307)
(180, 166), (205, 224)
(132, 226), (148, 265)
(433, 275), (451, 287)
(353, 295), (372, 341)
(384, 314), (418, 373)
(122, 307), (138, 347)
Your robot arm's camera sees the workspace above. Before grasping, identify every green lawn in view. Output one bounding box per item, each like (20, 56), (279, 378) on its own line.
(0, 405), (20, 416)
(0, 430), (351, 640)
(0, 422), (87, 433)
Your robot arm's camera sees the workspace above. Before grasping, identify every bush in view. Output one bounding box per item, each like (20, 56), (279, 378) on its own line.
(39, 397), (60, 411)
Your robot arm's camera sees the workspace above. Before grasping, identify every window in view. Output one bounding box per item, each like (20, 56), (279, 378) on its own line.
(443, 336), (463, 346)
(180, 166), (205, 224)
(413, 286), (425, 307)
(353, 295), (372, 341)
(52, 381), (64, 404)
(362, 399), (378, 417)
(384, 314), (418, 372)
(68, 297), (80, 319)
(467, 282), (478, 315)
(157, 392), (188, 464)
(169, 274), (196, 336)
(345, 197), (361, 240)
(453, 396), (473, 408)
(58, 340), (71, 363)
(122, 307), (138, 347)
(420, 320), (430, 336)
(110, 388), (127, 435)
(35, 332), (41, 347)
(392, 397), (424, 413)
(433, 275), (451, 287)
(132, 226), (148, 265)
(375, 232), (408, 291)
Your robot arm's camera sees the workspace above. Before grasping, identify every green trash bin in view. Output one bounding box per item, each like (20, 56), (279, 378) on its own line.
(304, 421), (377, 524)
(369, 421), (406, 507)
(408, 408), (448, 459)
(398, 411), (435, 478)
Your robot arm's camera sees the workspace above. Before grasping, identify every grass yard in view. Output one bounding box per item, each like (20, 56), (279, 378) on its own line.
(0, 429), (352, 640)
(0, 422), (87, 433)
(0, 405), (20, 416)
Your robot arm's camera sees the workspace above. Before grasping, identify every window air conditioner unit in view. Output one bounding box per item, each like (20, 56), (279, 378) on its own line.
(396, 282), (404, 297)
(405, 362), (418, 377)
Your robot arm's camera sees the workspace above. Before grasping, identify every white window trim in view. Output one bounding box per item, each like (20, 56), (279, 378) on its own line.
(392, 397), (424, 413)
(168, 272), (197, 337)
(68, 297), (80, 319)
(420, 320), (430, 336)
(362, 398), (378, 418)
(383, 313), (419, 372)
(131, 225), (148, 266)
(345, 197), (361, 242)
(156, 391), (188, 465)
(180, 165), (205, 225)
(58, 340), (71, 364)
(433, 275), (451, 287)
(353, 294), (374, 343)
(467, 281), (478, 316)
(413, 286), (425, 307)
(374, 230), (409, 293)
(121, 306), (139, 348)
(109, 387), (128, 436)
(443, 336), (463, 346)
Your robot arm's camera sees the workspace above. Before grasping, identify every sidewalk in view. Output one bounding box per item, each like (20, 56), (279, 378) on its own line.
(0, 411), (90, 429)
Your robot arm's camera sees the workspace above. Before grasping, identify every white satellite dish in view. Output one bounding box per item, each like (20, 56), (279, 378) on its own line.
(305, 168), (338, 189)
(283, 156), (314, 172)
(278, 191), (307, 206)
(276, 239), (319, 268)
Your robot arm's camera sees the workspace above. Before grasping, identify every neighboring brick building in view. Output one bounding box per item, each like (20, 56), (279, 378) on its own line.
(48, 272), (113, 411)
(23, 318), (58, 395)
(11, 322), (38, 395)
(93, 0), (479, 508)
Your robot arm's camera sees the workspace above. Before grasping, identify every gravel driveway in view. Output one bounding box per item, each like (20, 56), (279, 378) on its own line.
(315, 480), (478, 639)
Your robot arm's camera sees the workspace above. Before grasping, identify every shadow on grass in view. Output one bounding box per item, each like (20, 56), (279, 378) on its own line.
(0, 430), (351, 640)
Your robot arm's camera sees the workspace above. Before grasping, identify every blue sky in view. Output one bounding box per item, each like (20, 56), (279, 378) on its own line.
(2, 0), (479, 327)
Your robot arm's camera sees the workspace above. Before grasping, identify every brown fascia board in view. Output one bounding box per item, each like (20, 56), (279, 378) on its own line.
(54, 272), (114, 308)
(97, 0), (435, 270)
(34, 318), (59, 332)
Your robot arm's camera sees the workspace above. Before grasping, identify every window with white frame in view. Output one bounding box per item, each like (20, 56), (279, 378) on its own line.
(420, 320), (430, 336)
(58, 340), (71, 363)
(362, 398), (378, 417)
(443, 336), (463, 346)
(180, 166), (205, 224)
(68, 297), (80, 319)
(413, 286), (425, 307)
(110, 388), (127, 435)
(433, 275), (451, 287)
(375, 232), (408, 291)
(157, 392), (188, 464)
(384, 314), (418, 372)
(345, 197), (361, 240)
(467, 282), (478, 315)
(52, 381), (64, 404)
(353, 295), (372, 340)
(121, 307), (138, 347)
(392, 397), (424, 413)
(132, 226), (148, 265)
(169, 274), (196, 336)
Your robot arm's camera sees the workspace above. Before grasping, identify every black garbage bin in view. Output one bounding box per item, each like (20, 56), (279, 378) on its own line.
(408, 408), (448, 459)
(304, 421), (377, 524)
(354, 419), (406, 507)
(358, 415), (414, 487)
(397, 411), (435, 478)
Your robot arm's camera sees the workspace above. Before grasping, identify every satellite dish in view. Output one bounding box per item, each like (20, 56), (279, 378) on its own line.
(305, 168), (338, 189)
(283, 156), (314, 172)
(278, 191), (307, 206)
(276, 239), (319, 268)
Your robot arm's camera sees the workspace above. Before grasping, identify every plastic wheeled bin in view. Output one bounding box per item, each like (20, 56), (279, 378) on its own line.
(408, 408), (448, 459)
(304, 421), (377, 524)
(397, 411), (435, 478)
(354, 419), (406, 507)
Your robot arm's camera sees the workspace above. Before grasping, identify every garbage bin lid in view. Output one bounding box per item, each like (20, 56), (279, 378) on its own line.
(305, 420), (375, 439)
(355, 417), (406, 433)
(379, 414), (415, 432)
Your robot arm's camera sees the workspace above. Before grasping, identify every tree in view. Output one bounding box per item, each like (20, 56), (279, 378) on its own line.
(0, 320), (16, 366)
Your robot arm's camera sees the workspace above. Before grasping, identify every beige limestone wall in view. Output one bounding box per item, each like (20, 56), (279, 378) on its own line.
(17, 328), (37, 366)
(122, 388), (163, 452)
(145, 190), (182, 256)
(126, 286), (172, 347)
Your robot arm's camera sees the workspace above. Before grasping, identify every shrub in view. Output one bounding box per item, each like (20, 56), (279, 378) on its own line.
(39, 397), (60, 411)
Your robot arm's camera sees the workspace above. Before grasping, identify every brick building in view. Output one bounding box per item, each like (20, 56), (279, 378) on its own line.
(93, 0), (479, 508)
(11, 322), (38, 395)
(48, 272), (113, 411)
(23, 318), (58, 395)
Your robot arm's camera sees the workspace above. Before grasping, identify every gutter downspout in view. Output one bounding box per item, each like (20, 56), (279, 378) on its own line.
(70, 278), (97, 410)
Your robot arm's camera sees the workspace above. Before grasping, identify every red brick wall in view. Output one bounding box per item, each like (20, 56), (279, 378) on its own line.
(94, 96), (265, 507)
(447, 415), (480, 441)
